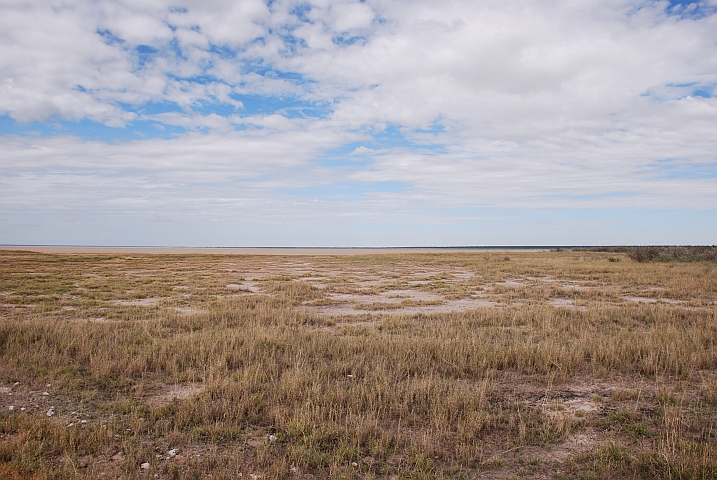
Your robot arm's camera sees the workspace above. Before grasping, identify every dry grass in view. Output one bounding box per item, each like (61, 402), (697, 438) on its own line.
(1, 250), (716, 479)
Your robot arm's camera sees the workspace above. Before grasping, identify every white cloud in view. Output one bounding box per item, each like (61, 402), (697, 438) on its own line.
(329, 2), (375, 32)
(1, 0), (717, 244)
(350, 146), (375, 155)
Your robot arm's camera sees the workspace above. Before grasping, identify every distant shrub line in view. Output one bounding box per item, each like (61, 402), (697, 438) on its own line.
(585, 246), (717, 263)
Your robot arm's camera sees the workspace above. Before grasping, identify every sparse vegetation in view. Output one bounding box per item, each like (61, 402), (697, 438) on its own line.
(1, 249), (716, 479)
(627, 246), (717, 263)
(587, 245), (717, 263)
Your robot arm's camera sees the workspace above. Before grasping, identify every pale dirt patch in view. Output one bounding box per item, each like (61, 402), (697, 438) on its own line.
(452, 271), (475, 279)
(85, 317), (116, 323)
(551, 298), (575, 307)
(658, 298), (683, 305)
(382, 289), (444, 301)
(303, 294), (495, 316)
(530, 382), (613, 417)
(407, 269), (444, 277)
(661, 298), (684, 305)
(295, 276), (330, 289)
(539, 397), (600, 421)
(66, 316), (112, 324)
(526, 276), (555, 282)
(549, 298), (588, 310)
(145, 383), (205, 406)
(495, 279), (527, 287)
(622, 296), (682, 305)
(306, 290), (430, 307)
(226, 282), (260, 292)
(518, 383), (609, 464)
(623, 296), (657, 303)
(111, 298), (160, 306)
(175, 307), (203, 315)
(542, 431), (600, 463)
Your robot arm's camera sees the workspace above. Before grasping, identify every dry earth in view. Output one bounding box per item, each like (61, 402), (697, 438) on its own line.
(1, 249), (716, 479)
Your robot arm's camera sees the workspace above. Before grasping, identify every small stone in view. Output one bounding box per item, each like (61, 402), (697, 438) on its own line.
(46, 384), (51, 387)
(13, 382), (19, 386)
(81, 419), (87, 424)
(167, 448), (178, 458)
(42, 391), (49, 396)
(46, 407), (55, 417)
(112, 452), (124, 462)
(8, 406), (14, 411)
(20, 407), (25, 411)
(351, 462), (358, 467)
(0, 387), (11, 394)
(68, 423), (74, 427)
(268, 434), (277, 442)
(140, 462), (150, 469)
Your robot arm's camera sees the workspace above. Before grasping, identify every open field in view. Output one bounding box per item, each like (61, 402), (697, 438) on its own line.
(1, 249), (716, 479)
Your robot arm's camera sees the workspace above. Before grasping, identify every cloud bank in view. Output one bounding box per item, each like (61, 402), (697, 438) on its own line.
(1, 0), (716, 245)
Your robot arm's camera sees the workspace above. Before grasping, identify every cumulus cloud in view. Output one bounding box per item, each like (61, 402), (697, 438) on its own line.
(1, 0), (717, 244)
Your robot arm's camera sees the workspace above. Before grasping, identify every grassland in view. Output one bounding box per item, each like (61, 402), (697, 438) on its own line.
(0, 249), (716, 479)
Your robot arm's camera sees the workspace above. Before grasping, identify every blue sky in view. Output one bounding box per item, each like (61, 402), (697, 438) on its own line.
(1, 0), (717, 246)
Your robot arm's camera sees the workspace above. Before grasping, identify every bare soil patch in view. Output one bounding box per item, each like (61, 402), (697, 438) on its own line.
(144, 383), (205, 407)
(111, 298), (160, 306)
(303, 288), (495, 316)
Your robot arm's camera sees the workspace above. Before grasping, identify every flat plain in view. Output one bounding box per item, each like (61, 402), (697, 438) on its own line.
(0, 249), (716, 479)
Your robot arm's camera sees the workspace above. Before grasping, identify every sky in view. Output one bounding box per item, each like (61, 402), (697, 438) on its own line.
(1, 0), (717, 247)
